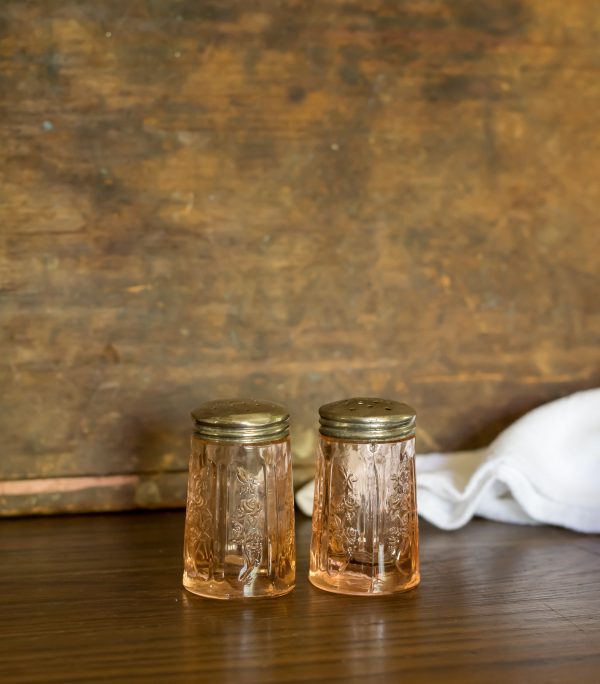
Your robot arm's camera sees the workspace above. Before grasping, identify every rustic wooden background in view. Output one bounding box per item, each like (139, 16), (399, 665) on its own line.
(1, 0), (599, 515)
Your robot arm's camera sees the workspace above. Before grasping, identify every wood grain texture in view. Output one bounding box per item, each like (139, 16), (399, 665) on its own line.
(0, 512), (599, 683)
(1, 0), (599, 512)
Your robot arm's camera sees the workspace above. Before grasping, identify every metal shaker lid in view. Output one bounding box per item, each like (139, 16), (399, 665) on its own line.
(191, 398), (289, 444)
(319, 397), (416, 441)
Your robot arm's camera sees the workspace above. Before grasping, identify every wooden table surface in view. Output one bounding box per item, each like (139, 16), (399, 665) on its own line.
(1, 511), (599, 683)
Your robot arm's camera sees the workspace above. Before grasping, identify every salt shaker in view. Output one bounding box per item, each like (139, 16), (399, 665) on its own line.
(183, 399), (295, 599)
(309, 397), (419, 596)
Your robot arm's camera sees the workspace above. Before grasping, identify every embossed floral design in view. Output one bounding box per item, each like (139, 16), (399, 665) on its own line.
(329, 465), (360, 558)
(184, 468), (213, 576)
(385, 448), (413, 557)
(230, 467), (264, 583)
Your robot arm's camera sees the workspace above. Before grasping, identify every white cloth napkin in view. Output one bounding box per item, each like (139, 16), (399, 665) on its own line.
(295, 389), (600, 533)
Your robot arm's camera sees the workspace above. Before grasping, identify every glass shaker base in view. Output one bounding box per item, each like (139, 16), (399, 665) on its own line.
(183, 573), (295, 600)
(308, 569), (420, 596)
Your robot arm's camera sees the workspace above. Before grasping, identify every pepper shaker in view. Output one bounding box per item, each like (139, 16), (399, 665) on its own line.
(309, 397), (419, 596)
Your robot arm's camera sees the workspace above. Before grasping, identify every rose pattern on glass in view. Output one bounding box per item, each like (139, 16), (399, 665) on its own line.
(328, 465), (360, 559)
(184, 468), (213, 577)
(384, 445), (413, 557)
(230, 467), (264, 583)
(183, 438), (295, 599)
(310, 436), (419, 595)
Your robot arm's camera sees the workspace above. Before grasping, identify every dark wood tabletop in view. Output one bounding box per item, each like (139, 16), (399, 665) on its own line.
(1, 510), (599, 683)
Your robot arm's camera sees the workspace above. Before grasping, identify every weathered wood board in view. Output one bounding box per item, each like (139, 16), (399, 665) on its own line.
(1, 0), (599, 514)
